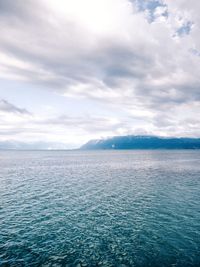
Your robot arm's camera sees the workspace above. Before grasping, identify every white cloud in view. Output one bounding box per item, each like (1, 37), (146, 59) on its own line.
(0, 0), (200, 147)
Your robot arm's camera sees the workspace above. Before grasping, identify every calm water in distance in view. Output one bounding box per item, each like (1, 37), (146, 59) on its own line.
(0, 150), (200, 267)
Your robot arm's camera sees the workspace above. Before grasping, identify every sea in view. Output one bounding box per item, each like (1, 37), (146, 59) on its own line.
(0, 150), (200, 267)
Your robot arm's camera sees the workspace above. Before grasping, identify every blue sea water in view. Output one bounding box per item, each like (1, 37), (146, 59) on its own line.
(0, 150), (200, 267)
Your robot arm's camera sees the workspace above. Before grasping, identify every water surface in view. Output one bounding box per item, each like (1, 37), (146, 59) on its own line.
(0, 150), (200, 266)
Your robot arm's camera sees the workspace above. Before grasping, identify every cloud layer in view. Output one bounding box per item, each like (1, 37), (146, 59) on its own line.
(0, 0), (200, 148)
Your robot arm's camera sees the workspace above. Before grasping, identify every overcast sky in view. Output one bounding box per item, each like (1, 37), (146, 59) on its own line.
(0, 0), (200, 149)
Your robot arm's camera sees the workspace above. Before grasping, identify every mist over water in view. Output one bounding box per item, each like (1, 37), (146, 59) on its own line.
(0, 150), (200, 267)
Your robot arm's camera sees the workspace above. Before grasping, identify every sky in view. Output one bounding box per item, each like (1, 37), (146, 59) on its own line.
(0, 0), (200, 149)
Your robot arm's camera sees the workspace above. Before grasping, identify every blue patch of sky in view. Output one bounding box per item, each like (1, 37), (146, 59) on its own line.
(130, 0), (168, 22)
(176, 21), (193, 37)
(131, 0), (193, 37)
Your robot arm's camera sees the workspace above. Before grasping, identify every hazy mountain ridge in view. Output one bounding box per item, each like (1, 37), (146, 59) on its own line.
(81, 136), (200, 150)
(0, 141), (72, 150)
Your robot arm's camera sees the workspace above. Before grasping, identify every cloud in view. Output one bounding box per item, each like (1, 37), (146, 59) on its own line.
(0, 0), (200, 146)
(0, 100), (133, 147)
(1, 98), (200, 149)
(0, 0), (198, 98)
(0, 99), (30, 114)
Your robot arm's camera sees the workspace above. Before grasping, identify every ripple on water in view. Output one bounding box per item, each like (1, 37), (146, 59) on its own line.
(0, 150), (200, 267)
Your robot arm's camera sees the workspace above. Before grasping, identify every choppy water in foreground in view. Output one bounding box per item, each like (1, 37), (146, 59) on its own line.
(0, 150), (200, 267)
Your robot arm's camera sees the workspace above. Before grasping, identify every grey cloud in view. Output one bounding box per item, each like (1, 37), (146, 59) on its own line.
(10, 112), (143, 135)
(0, 0), (200, 139)
(0, 99), (30, 114)
(39, 115), (128, 133)
(0, 0), (48, 24)
(0, 0), (155, 90)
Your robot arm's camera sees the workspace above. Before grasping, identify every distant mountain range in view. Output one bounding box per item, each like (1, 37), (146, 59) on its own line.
(0, 141), (71, 150)
(80, 136), (200, 150)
